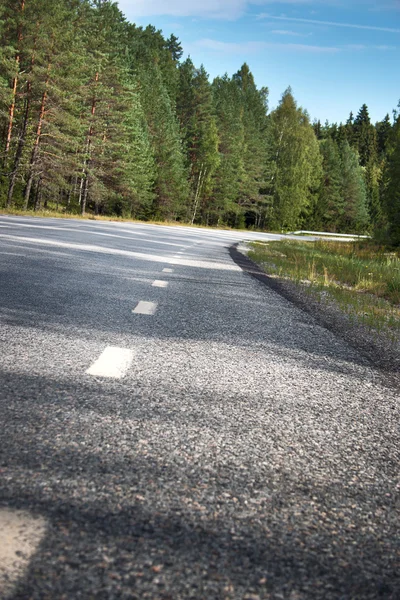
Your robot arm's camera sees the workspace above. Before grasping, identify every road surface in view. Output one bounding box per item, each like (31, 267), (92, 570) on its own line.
(0, 215), (399, 599)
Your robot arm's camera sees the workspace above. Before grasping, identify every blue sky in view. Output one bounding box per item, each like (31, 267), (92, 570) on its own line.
(117, 1), (400, 124)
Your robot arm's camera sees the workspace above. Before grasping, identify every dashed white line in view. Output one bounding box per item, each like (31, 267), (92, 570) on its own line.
(86, 346), (134, 378)
(152, 280), (169, 288)
(0, 508), (46, 598)
(162, 268), (173, 273)
(132, 301), (158, 315)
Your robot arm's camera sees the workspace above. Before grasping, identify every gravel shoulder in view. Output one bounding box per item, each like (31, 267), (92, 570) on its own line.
(231, 242), (400, 388)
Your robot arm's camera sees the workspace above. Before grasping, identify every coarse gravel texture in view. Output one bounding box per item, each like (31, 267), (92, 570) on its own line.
(232, 243), (400, 387)
(0, 216), (399, 600)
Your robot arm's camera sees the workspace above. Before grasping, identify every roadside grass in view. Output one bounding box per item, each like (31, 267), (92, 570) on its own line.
(248, 239), (400, 344)
(0, 206), (146, 223)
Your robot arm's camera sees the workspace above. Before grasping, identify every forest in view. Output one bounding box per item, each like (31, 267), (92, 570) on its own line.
(1, 0), (400, 244)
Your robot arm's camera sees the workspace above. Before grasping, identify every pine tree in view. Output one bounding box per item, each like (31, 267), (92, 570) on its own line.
(339, 140), (369, 232)
(364, 160), (382, 227)
(233, 63), (269, 228)
(353, 104), (377, 166)
(383, 112), (400, 245)
(138, 61), (188, 220)
(166, 34), (183, 62)
(315, 138), (343, 230)
(268, 88), (321, 230)
(0, 0), (395, 231)
(345, 111), (355, 146)
(376, 114), (392, 159)
(176, 59), (219, 223)
(313, 120), (322, 140)
(1, 0), (89, 208)
(211, 74), (246, 227)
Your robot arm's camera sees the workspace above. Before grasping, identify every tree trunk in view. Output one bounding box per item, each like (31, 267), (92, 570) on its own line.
(34, 177), (42, 211)
(5, 72), (19, 160)
(4, 1), (25, 164)
(191, 165), (205, 224)
(7, 44), (35, 206)
(7, 95), (31, 206)
(66, 185), (72, 210)
(24, 64), (50, 209)
(79, 72), (99, 215)
(81, 176), (89, 215)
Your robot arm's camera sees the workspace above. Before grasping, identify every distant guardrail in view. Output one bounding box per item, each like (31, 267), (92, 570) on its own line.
(290, 230), (370, 239)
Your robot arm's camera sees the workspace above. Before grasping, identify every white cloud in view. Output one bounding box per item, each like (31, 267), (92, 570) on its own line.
(192, 37), (339, 53)
(257, 14), (400, 33)
(346, 43), (396, 50)
(117, 0), (249, 19)
(187, 37), (396, 55)
(271, 29), (311, 36)
(117, 0), (321, 20)
(117, 0), (400, 20)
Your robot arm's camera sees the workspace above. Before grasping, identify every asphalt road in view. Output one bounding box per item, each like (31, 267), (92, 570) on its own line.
(0, 215), (399, 600)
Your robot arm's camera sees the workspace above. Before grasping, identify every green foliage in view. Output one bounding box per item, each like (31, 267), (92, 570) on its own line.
(268, 88), (321, 230)
(0, 1), (398, 238)
(339, 141), (369, 232)
(176, 59), (220, 223)
(383, 113), (400, 245)
(138, 61), (188, 220)
(211, 74), (246, 225)
(248, 240), (400, 340)
(314, 138), (343, 230)
(353, 104), (378, 167)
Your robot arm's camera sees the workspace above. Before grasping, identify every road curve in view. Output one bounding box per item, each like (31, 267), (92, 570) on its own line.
(0, 216), (399, 599)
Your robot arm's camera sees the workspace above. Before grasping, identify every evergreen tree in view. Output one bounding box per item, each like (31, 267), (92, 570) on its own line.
(353, 104), (377, 166)
(339, 140), (369, 232)
(138, 61), (188, 220)
(116, 85), (156, 219)
(345, 111), (355, 146)
(364, 160), (382, 227)
(383, 112), (400, 245)
(211, 74), (246, 227)
(233, 63), (269, 228)
(313, 119), (323, 140)
(176, 59), (219, 223)
(315, 138), (343, 230)
(268, 88), (321, 230)
(0, 0), (396, 232)
(376, 114), (392, 158)
(166, 34), (183, 62)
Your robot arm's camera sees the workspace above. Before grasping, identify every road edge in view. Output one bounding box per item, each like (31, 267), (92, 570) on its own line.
(229, 243), (400, 388)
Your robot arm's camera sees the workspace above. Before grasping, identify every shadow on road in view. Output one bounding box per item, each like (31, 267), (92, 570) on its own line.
(1, 369), (399, 599)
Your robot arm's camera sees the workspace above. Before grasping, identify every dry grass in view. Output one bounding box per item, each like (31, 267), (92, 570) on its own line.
(248, 239), (400, 343)
(0, 207), (236, 230)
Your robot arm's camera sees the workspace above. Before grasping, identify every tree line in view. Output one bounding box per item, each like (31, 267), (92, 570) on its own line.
(1, 0), (399, 244)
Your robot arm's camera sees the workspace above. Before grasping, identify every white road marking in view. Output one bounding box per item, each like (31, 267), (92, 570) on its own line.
(0, 234), (241, 270)
(152, 280), (169, 288)
(132, 301), (158, 315)
(0, 508), (47, 598)
(86, 346), (134, 378)
(163, 268), (173, 273)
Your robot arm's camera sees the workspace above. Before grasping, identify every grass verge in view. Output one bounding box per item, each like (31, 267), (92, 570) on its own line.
(248, 239), (400, 346)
